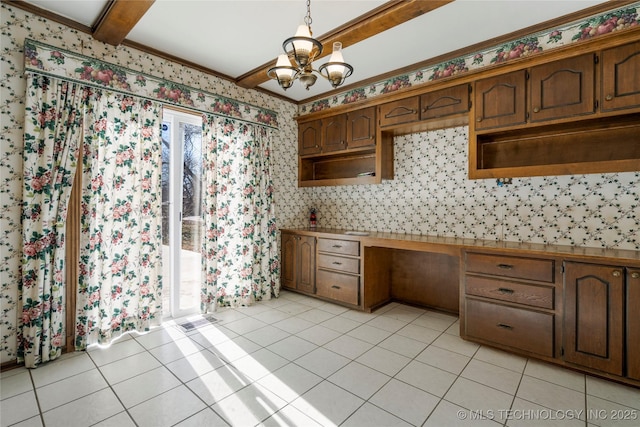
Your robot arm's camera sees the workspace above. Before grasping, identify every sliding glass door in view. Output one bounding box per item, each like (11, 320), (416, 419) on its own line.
(161, 109), (203, 318)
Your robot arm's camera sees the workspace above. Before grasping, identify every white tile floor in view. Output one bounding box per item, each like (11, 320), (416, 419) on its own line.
(2, 290), (640, 427)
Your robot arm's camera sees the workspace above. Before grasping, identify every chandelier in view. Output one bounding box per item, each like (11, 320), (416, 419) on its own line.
(267, 0), (353, 91)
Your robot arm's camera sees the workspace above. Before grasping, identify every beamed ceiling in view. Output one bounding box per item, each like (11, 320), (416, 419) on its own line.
(6, 0), (629, 103)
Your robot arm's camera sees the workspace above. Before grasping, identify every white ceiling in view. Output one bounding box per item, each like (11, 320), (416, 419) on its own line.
(23, 0), (608, 102)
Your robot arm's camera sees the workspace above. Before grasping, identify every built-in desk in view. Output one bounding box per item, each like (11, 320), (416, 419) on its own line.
(280, 227), (640, 388)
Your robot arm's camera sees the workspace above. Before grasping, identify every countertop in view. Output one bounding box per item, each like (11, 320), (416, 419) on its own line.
(280, 228), (640, 265)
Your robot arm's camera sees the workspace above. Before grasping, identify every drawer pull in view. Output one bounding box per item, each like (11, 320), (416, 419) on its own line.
(331, 285), (341, 289)
(332, 262), (343, 265)
(497, 323), (513, 330)
(632, 272), (640, 279)
(612, 270), (621, 277)
(498, 287), (514, 294)
(497, 264), (513, 270)
(332, 245), (343, 248)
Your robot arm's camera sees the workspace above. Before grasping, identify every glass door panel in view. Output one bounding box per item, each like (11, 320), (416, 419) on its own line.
(161, 109), (203, 318)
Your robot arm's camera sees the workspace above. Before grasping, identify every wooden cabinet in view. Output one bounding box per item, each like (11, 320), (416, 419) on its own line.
(299, 120), (322, 156)
(529, 53), (595, 122)
(280, 232), (316, 294)
(298, 106), (393, 187)
(421, 84), (470, 120)
(322, 114), (347, 153)
(563, 262), (624, 375)
(601, 41), (640, 112)
(463, 251), (557, 358)
(379, 97), (420, 127)
(470, 49), (640, 179)
(628, 268), (640, 380)
(379, 84), (471, 129)
(474, 70), (527, 131)
(315, 237), (361, 306)
(347, 106), (376, 149)
(300, 106), (376, 156)
(282, 232), (362, 307)
(474, 54), (596, 129)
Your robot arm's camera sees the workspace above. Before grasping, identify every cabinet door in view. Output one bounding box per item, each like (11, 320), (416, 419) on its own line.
(601, 41), (640, 112)
(379, 97), (420, 127)
(474, 70), (527, 130)
(297, 235), (316, 294)
(628, 268), (640, 380)
(347, 106), (376, 149)
(281, 233), (297, 289)
(420, 84), (470, 120)
(564, 262), (624, 375)
(529, 54), (595, 122)
(322, 114), (347, 152)
(299, 120), (322, 156)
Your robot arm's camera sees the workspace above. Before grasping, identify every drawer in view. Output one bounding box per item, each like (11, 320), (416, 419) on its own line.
(318, 238), (360, 257)
(379, 97), (420, 127)
(466, 275), (554, 309)
(466, 252), (554, 283)
(465, 298), (554, 357)
(317, 253), (360, 274)
(316, 270), (359, 305)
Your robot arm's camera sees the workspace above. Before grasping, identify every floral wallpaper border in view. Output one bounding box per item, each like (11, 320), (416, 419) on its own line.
(300, 2), (640, 114)
(24, 38), (279, 128)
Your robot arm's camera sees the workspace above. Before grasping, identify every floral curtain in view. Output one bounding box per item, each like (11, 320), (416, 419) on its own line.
(201, 115), (279, 309)
(20, 75), (85, 368)
(75, 92), (163, 349)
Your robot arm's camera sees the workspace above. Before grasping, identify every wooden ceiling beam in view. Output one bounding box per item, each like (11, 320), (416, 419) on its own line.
(92, 0), (155, 46)
(235, 0), (454, 89)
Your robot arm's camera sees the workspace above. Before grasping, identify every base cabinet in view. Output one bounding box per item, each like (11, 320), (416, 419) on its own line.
(315, 237), (361, 306)
(563, 262), (624, 375)
(628, 269), (640, 380)
(280, 232), (316, 294)
(463, 251), (558, 358)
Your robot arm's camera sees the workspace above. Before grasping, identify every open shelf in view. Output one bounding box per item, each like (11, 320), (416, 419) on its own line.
(471, 113), (640, 178)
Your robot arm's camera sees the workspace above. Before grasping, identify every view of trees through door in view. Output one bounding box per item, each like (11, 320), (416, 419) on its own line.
(161, 109), (203, 318)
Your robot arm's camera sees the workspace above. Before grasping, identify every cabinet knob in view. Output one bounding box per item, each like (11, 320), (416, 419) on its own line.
(612, 270), (621, 277)
(533, 107), (540, 113)
(605, 94), (613, 101)
(476, 117), (482, 122)
(631, 272), (640, 279)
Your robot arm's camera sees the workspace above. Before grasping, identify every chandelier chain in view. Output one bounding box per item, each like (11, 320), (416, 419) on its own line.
(304, 0), (313, 28)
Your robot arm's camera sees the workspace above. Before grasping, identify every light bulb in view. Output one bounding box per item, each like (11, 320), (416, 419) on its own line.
(292, 25), (313, 58)
(327, 42), (347, 79)
(274, 54), (294, 80)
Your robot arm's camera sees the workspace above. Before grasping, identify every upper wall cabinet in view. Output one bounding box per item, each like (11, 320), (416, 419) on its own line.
(474, 54), (596, 130)
(474, 71), (527, 131)
(298, 106), (393, 187)
(299, 119), (322, 156)
(529, 54), (595, 123)
(469, 39), (640, 180)
(601, 40), (640, 112)
(420, 84), (471, 121)
(379, 84), (471, 129)
(347, 106), (376, 149)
